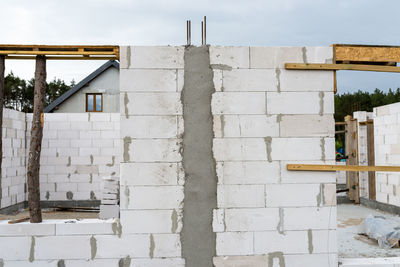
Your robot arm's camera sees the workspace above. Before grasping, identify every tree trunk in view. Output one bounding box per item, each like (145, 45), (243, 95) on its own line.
(27, 56), (46, 223)
(0, 56), (4, 209)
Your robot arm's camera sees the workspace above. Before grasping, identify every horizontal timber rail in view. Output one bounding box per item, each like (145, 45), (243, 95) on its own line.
(284, 63), (400, 73)
(287, 164), (400, 172)
(0, 45), (119, 60)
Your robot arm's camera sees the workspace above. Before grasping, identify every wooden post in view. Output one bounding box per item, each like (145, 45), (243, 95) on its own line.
(367, 122), (376, 200)
(0, 56), (4, 208)
(27, 56), (46, 223)
(345, 115), (360, 203)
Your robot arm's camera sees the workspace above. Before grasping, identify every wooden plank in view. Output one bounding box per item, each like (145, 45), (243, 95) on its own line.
(286, 164), (400, 172)
(5, 56), (117, 60)
(335, 122), (346, 126)
(0, 51), (116, 55)
(345, 115), (360, 203)
(367, 122), (376, 200)
(335, 44), (400, 63)
(284, 63), (400, 73)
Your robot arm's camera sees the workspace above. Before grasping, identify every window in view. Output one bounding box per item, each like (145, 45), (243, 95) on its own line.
(86, 93), (102, 112)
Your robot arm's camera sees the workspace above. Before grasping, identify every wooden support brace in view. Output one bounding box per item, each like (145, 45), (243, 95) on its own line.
(287, 164), (400, 172)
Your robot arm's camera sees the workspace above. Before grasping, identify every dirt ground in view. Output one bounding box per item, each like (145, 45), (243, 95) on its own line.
(0, 208), (98, 221)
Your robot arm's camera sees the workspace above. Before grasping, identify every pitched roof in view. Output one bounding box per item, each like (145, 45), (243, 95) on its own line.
(44, 60), (119, 113)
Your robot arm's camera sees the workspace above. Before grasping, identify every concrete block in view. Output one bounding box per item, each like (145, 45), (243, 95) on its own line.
(254, 230), (308, 254)
(152, 234), (181, 257)
(128, 46), (184, 69)
(63, 259), (121, 267)
(122, 92), (182, 115)
(265, 184), (320, 207)
(120, 69), (178, 92)
(306, 47), (333, 63)
(56, 219), (115, 235)
(211, 92), (266, 115)
(126, 139), (182, 162)
(35, 235), (91, 260)
(120, 209), (181, 233)
(58, 130), (80, 139)
(79, 147), (100, 157)
(280, 114), (335, 137)
(89, 113), (110, 122)
(213, 255), (268, 267)
(121, 185), (183, 209)
(216, 232), (253, 256)
(224, 208), (279, 231)
(212, 209), (225, 232)
(0, 236), (31, 260)
(216, 69), (276, 91)
(272, 138), (335, 161)
(312, 230), (337, 253)
(267, 91), (334, 115)
(213, 115), (279, 138)
(279, 69), (334, 92)
(216, 161), (280, 184)
(129, 259), (185, 267)
(284, 253), (337, 267)
(95, 234), (149, 258)
(217, 185), (265, 208)
(210, 46), (250, 69)
(250, 46), (303, 69)
(121, 116), (178, 138)
(284, 207), (337, 230)
(67, 113), (89, 121)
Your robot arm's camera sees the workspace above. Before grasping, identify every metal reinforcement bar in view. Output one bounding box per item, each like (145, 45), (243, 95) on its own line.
(0, 44), (119, 60)
(287, 164), (400, 172)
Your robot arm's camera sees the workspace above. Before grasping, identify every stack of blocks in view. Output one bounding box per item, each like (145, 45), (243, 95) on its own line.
(25, 113), (120, 203)
(353, 111), (373, 199)
(374, 103), (400, 206)
(1, 108), (26, 209)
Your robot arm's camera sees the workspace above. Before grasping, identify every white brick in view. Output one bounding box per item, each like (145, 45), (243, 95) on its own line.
(129, 259), (185, 267)
(213, 115), (279, 138)
(279, 70), (333, 92)
(152, 234), (181, 257)
(121, 185), (183, 209)
(216, 161), (280, 184)
(213, 138), (267, 161)
(120, 209), (181, 233)
(254, 230), (308, 254)
(250, 47), (303, 68)
(121, 116), (178, 138)
(266, 184), (320, 207)
(280, 115), (334, 137)
(216, 232), (253, 256)
(0, 236), (31, 260)
(121, 69), (178, 92)
(217, 185), (264, 208)
(122, 92), (182, 115)
(312, 230), (337, 253)
(284, 207), (337, 230)
(95, 234), (149, 258)
(56, 220), (114, 235)
(128, 46), (184, 69)
(57, 130), (80, 139)
(215, 69), (276, 91)
(89, 113), (110, 122)
(35, 236), (90, 260)
(267, 91), (334, 115)
(210, 46), (249, 68)
(224, 208), (279, 231)
(79, 147), (100, 156)
(272, 138), (335, 161)
(212, 92), (266, 115)
(127, 139), (182, 162)
(120, 163), (180, 186)
(285, 254), (337, 267)
(0, 221), (55, 236)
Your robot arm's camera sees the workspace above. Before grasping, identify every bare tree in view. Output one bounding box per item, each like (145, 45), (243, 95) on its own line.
(27, 56), (46, 223)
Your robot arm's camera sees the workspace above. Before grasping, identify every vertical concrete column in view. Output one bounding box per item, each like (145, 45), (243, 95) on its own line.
(181, 46), (217, 267)
(0, 55), (4, 208)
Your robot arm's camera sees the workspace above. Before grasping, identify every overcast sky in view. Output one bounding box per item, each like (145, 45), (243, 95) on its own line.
(1, 0), (400, 93)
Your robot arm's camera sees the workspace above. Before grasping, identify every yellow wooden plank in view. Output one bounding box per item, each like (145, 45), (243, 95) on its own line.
(285, 63), (400, 73)
(5, 56), (117, 60)
(335, 44), (400, 63)
(287, 164), (400, 172)
(0, 51), (115, 55)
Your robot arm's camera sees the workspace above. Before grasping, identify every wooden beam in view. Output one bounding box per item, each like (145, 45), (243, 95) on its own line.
(0, 45), (119, 60)
(334, 44), (400, 63)
(285, 63), (400, 73)
(287, 164), (400, 172)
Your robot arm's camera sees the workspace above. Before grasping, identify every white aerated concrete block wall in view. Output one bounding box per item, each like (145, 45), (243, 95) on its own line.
(1, 108), (26, 208)
(353, 111), (373, 198)
(119, 46), (185, 265)
(25, 113), (120, 202)
(374, 103), (400, 206)
(211, 46), (337, 266)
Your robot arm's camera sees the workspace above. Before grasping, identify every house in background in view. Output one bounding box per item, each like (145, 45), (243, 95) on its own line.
(45, 60), (120, 113)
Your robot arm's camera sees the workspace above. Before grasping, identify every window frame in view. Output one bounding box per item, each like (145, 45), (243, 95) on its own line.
(86, 93), (103, 112)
